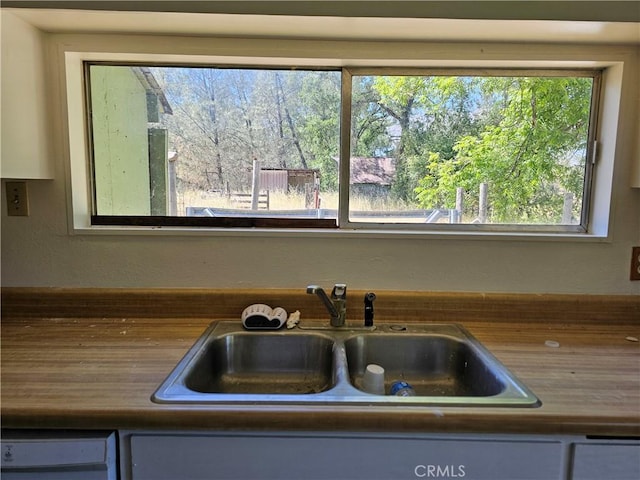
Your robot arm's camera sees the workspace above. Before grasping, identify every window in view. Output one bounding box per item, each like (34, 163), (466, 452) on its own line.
(344, 69), (600, 232)
(85, 63), (600, 233)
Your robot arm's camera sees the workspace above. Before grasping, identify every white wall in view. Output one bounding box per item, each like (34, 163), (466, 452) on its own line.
(2, 174), (638, 293)
(1, 11), (639, 294)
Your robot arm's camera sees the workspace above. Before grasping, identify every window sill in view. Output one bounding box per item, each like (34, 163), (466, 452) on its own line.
(72, 224), (610, 243)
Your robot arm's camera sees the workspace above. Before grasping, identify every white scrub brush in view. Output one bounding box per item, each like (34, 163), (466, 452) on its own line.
(286, 310), (301, 329)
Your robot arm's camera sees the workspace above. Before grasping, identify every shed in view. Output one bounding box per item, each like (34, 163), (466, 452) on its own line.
(260, 168), (320, 192)
(349, 157), (396, 186)
(333, 157), (396, 197)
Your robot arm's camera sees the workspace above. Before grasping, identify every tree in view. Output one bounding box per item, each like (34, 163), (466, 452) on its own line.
(414, 76), (593, 223)
(297, 71), (341, 190)
(155, 68), (342, 193)
(362, 75), (489, 203)
(370, 76), (426, 200)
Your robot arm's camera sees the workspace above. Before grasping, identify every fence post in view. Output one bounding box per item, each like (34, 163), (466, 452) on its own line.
(562, 192), (574, 224)
(167, 151), (177, 216)
(454, 187), (464, 223)
(250, 159), (261, 210)
(479, 182), (488, 223)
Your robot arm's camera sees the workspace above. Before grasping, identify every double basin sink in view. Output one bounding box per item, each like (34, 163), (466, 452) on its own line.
(152, 321), (540, 407)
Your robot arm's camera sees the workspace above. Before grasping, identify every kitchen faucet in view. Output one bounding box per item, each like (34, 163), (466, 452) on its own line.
(307, 284), (347, 327)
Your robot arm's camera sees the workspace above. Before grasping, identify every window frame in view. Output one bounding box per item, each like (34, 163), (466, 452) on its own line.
(339, 67), (602, 234)
(84, 61), (602, 234)
(84, 61), (341, 230)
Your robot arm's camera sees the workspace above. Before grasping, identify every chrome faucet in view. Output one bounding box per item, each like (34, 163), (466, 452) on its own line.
(307, 283), (347, 327)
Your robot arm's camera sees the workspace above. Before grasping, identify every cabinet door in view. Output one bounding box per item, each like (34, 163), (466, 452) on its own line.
(571, 443), (640, 480)
(129, 433), (564, 480)
(0, 11), (54, 179)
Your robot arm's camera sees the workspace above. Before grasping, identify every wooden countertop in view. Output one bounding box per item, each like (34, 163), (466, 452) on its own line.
(1, 289), (639, 436)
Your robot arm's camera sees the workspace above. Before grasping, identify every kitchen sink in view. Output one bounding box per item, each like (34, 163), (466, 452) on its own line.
(152, 321), (540, 407)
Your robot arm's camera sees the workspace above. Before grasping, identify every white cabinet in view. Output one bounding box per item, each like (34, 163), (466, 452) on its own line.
(0, 10), (54, 179)
(121, 431), (640, 480)
(123, 432), (565, 480)
(571, 442), (640, 480)
(4, 429), (638, 479)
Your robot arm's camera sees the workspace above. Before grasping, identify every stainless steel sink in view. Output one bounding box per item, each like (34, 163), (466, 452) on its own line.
(152, 322), (540, 407)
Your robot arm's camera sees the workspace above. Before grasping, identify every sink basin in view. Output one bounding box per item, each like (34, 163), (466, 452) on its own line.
(185, 333), (335, 394)
(345, 334), (505, 397)
(152, 322), (540, 407)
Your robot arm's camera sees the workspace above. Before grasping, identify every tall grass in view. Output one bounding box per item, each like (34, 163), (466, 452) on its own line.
(177, 189), (416, 214)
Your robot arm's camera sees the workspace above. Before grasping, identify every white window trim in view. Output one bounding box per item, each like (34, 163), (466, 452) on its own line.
(55, 35), (628, 241)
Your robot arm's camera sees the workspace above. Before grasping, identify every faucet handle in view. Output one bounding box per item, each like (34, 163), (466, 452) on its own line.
(331, 283), (347, 299)
(364, 292), (376, 327)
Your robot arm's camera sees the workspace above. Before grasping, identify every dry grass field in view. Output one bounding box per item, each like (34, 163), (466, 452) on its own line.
(178, 190), (417, 213)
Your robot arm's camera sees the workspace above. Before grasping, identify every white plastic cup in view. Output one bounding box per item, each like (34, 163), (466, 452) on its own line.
(361, 364), (385, 395)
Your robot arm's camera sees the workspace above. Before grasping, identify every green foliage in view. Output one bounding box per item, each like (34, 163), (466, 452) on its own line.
(297, 71), (341, 189)
(370, 76), (427, 200)
(413, 76), (593, 223)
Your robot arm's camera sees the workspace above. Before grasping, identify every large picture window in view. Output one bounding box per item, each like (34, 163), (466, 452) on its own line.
(86, 63), (600, 232)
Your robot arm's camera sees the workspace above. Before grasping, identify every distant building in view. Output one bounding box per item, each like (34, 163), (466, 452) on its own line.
(259, 168), (320, 193)
(335, 157), (396, 197)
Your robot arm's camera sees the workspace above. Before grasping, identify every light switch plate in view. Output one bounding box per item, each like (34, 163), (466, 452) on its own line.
(5, 181), (29, 216)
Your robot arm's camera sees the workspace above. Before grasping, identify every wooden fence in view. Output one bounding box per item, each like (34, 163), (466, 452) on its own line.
(229, 191), (270, 210)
